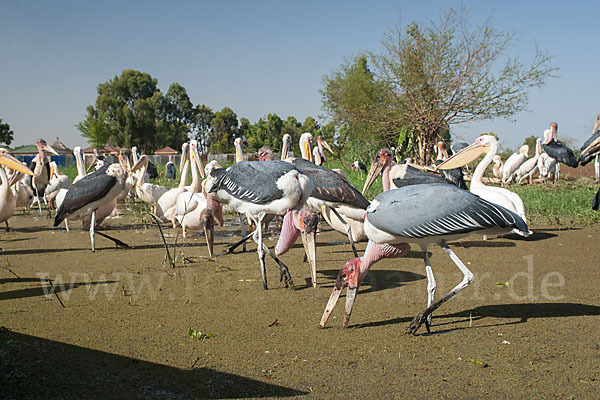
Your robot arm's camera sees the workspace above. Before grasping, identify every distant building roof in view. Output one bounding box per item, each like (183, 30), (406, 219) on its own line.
(81, 145), (123, 155)
(10, 145), (38, 154)
(51, 138), (72, 154)
(154, 146), (178, 155)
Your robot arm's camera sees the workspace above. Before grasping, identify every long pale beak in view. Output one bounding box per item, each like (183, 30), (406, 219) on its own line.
(322, 139), (334, 154)
(362, 158), (385, 195)
(437, 142), (488, 170)
(281, 139), (289, 161)
(180, 144), (189, 173)
(131, 155), (146, 172)
(204, 224), (214, 257)
(191, 145), (205, 178)
(44, 144), (59, 156)
(0, 154), (34, 176)
(343, 287), (358, 328)
(301, 229), (317, 288)
(320, 287), (342, 327)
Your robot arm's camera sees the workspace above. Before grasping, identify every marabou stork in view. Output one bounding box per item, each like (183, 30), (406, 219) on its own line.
(319, 183), (530, 334)
(502, 145), (529, 184)
(166, 155), (177, 180)
(542, 122), (578, 182)
(362, 149), (449, 195)
(287, 133), (369, 257)
(54, 158), (135, 251)
(257, 146), (275, 162)
(28, 139), (58, 215)
(0, 151), (35, 229)
(578, 114), (600, 183)
(435, 141), (468, 190)
(515, 138), (542, 184)
(438, 135), (531, 237)
(313, 135), (333, 165)
(207, 160), (314, 289)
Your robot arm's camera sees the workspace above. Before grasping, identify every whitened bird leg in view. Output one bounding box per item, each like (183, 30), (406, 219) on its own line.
(555, 163), (560, 183)
(90, 210), (96, 252)
(64, 219), (70, 232)
(424, 249), (436, 332)
(329, 207), (359, 257)
(251, 213), (268, 290)
(595, 155), (599, 183)
(407, 241), (474, 335)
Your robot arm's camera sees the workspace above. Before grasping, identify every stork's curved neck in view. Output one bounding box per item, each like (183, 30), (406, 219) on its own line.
(472, 141), (498, 186)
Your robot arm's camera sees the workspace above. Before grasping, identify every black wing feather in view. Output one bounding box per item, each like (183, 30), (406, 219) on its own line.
(291, 158), (369, 209)
(209, 161), (294, 204)
(543, 141), (579, 168)
(54, 168), (116, 225)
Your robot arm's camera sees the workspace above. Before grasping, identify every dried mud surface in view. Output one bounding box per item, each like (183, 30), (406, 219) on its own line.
(1, 211), (599, 399)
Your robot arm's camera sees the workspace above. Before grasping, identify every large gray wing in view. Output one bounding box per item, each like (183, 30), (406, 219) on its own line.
(579, 131), (600, 166)
(209, 161), (295, 204)
(54, 166), (115, 225)
(367, 184), (528, 238)
(292, 158), (369, 209)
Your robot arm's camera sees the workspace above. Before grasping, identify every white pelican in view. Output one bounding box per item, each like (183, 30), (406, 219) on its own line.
(156, 142), (196, 222)
(515, 138), (542, 184)
(492, 155), (504, 180)
(502, 144), (529, 184)
(131, 155), (168, 207)
(0, 151), (35, 229)
(438, 135), (531, 237)
(45, 161), (70, 205)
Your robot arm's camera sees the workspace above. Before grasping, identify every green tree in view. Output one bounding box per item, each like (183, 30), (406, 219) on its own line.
(79, 69), (198, 153)
(192, 105), (215, 153)
(76, 108), (111, 148)
(322, 7), (557, 165)
(0, 118), (14, 145)
(210, 107), (239, 153)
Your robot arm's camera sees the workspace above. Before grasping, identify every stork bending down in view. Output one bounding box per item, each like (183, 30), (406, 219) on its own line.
(207, 161), (314, 289)
(319, 184), (530, 334)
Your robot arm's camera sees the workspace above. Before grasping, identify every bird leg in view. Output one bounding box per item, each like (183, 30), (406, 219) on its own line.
(238, 212), (247, 252)
(225, 230), (255, 254)
(260, 244), (294, 288)
(407, 241), (474, 335)
(5, 221), (9, 232)
(330, 207), (359, 258)
(90, 210), (96, 252)
(251, 214), (269, 290)
(595, 155), (599, 184)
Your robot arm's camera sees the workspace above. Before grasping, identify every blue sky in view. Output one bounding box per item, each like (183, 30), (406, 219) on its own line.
(2, 1), (598, 151)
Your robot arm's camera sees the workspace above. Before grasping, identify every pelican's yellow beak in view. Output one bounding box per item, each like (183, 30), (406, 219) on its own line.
(437, 142), (488, 170)
(304, 139), (313, 162)
(191, 145), (205, 179)
(281, 138), (289, 161)
(0, 154), (34, 176)
(180, 144), (189, 174)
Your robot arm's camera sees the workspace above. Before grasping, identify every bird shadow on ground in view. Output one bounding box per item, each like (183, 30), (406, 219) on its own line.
(0, 329), (307, 399)
(316, 269), (425, 294)
(349, 302), (600, 333)
(0, 280), (119, 301)
(452, 240), (516, 248)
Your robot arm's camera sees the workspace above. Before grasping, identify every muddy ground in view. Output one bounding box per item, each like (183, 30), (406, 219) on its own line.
(1, 208), (599, 399)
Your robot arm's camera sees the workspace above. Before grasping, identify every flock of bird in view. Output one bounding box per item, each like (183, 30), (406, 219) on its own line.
(2, 117), (599, 335)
